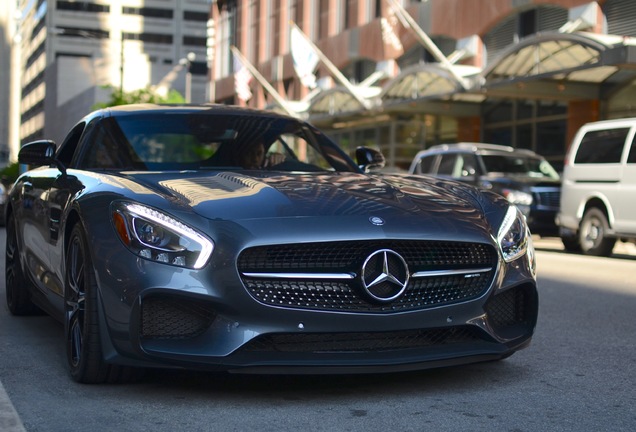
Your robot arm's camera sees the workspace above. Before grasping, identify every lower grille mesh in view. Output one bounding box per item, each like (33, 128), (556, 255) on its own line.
(485, 285), (536, 332)
(141, 296), (216, 340)
(241, 326), (486, 353)
(243, 271), (492, 313)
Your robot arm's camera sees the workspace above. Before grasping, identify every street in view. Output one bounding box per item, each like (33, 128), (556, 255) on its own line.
(0, 228), (635, 432)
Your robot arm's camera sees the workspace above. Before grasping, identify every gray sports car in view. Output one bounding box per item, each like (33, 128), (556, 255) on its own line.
(5, 104), (538, 383)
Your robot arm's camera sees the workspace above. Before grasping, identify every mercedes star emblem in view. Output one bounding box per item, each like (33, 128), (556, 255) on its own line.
(360, 249), (409, 303)
(369, 216), (385, 226)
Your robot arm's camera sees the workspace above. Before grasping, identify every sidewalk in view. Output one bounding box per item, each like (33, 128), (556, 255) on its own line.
(0, 380), (26, 432)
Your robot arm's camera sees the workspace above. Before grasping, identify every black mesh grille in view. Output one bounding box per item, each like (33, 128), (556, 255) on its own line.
(239, 240), (497, 313)
(485, 285), (534, 330)
(241, 326), (487, 353)
(141, 296), (216, 340)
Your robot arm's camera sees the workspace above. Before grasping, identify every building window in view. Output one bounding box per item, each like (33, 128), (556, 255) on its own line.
(56, 1), (110, 13)
(183, 36), (207, 47)
(216, 0), (236, 79)
(122, 7), (173, 19)
(294, 0), (303, 25)
(55, 27), (109, 39)
(25, 41), (46, 69)
(249, 0), (260, 63)
(184, 11), (209, 22)
(518, 9), (536, 38)
(270, 0), (281, 57)
(483, 6), (567, 63)
(123, 32), (173, 44)
(318, 0), (330, 39)
(342, 59), (375, 84)
(344, 0), (359, 29)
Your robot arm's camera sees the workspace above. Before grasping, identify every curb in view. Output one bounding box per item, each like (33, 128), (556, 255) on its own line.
(0, 380), (26, 432)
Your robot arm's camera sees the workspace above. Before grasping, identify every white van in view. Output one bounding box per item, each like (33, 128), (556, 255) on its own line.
(556, 118), (636, 256)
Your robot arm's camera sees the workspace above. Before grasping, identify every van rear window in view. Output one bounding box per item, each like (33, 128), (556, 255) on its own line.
(574, 128), (628, 164)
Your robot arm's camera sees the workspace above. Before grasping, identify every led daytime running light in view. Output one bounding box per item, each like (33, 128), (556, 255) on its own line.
(497, 205), (528, 263)
(116, 202), (213, 269)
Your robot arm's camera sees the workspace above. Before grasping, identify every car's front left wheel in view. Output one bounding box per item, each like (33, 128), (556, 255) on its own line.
(65, 224), (140, 383)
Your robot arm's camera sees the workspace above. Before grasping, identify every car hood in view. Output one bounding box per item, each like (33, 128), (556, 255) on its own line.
(118, 171), (498, 242)
(480, 175), (561, 190)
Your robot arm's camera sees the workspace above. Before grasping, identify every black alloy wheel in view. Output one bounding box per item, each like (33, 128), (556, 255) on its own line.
(5, 213), (38, 315)
(65, 224), (140, 384)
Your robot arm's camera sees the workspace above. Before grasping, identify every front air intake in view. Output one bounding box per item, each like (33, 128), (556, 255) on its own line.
(140, 296), (216, 340)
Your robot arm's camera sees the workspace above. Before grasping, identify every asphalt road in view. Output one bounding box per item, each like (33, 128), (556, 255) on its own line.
(0, 229), (635, 432)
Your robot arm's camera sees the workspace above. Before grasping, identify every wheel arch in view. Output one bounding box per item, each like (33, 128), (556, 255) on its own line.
(64, 209), (83, 258)
(578, 195), (615, 229)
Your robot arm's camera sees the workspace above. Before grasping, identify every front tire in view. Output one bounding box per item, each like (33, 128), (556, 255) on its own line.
(65, 224), (139, 383)
(579, 208), (615, 257)
(560, 234), (581, 253)
(5, 213), (39, 315)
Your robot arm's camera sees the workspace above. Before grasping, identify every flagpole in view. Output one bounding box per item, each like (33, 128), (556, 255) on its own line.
(230, 46), (300, 118)
(385, 0), (469, 89)
(290, 22), (372, 110)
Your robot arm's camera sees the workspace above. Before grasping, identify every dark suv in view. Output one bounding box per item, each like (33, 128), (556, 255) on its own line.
(409, 143), (561, 237)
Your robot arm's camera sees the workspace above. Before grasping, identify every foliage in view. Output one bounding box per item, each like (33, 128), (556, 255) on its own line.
(92, 86), (185, 110)
(0, 162), (20, 184)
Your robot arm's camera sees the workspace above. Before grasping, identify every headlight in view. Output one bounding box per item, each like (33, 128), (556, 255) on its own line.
(497, 205), (529, 262)
(502, 189), (533, 206)
(111, 202), (213, 269)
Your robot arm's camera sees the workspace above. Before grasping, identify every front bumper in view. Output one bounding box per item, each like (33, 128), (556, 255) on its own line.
(133, 282), (537, 373)
(93, 236), (537, 373)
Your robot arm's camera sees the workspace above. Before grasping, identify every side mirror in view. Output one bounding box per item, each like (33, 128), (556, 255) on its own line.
(18, 140), (66, 174)
(355, 147), (386, 173)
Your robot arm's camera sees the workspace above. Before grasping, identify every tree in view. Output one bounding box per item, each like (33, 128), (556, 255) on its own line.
(0, 162), (20, 185)
(92, 86), (185, 109)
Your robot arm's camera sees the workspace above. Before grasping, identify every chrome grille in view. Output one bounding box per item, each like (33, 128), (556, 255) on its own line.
(238, 241), (497, 313)
(532, 187), (561, 209)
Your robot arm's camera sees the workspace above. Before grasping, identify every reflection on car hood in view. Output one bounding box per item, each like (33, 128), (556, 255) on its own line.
(481, 174), (561, 189)
(123, 171), (493, 239)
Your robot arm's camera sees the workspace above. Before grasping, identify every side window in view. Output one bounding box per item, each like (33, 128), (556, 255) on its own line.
(628, 134), (636, 164)
(77, 123), (142, 170)
(458, 153), (477, 177)
(56, 122), (87, 166)
(437, 154), (458, 176)
(416, 155), (436, 174)
(574, 128), (628, 164)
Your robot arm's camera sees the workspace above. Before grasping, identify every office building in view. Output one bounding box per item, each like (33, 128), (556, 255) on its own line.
(9, 0), (210, 160)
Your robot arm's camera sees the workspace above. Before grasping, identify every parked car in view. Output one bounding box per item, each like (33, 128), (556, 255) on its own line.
(409, 143), (561, 237)
(6, 105), (537, 383)
(556, 118), (636, 256)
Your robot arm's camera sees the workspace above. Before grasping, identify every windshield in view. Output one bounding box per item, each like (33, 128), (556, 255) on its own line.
(79, 113), (359, 173)
(481, 153), (560, 179)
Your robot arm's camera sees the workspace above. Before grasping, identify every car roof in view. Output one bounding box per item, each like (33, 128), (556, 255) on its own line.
(90, 103), (302, 122)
